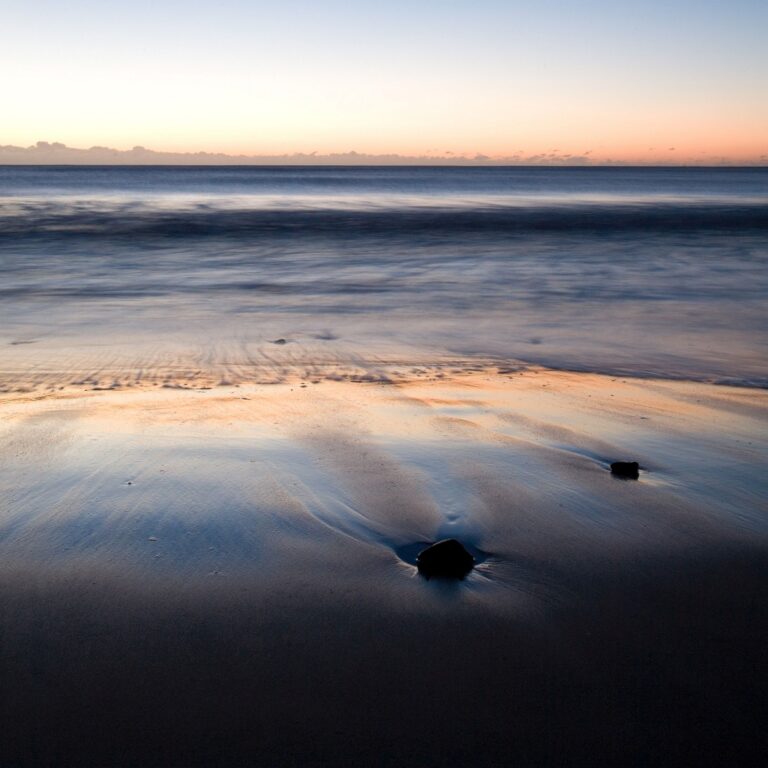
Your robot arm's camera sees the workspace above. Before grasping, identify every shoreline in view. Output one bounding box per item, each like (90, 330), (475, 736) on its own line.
(2, 356), (768, 398)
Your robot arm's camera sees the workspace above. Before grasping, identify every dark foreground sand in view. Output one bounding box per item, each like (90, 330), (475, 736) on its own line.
(1, 368), (767, 766)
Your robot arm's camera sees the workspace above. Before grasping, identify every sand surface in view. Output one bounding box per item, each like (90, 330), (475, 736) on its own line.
(1, 368), (767, 765)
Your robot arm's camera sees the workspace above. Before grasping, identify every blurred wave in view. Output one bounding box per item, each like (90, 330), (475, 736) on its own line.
(1, 197), (767, 237)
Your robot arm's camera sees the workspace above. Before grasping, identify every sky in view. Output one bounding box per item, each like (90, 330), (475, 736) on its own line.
(2, 0), (767, 163)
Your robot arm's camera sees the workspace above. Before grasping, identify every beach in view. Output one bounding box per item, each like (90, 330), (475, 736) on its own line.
(1, 365), (767, 765)
(1, 166), (767, 765)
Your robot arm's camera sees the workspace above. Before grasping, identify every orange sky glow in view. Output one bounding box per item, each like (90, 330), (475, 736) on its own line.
(2, 0), (766, 164)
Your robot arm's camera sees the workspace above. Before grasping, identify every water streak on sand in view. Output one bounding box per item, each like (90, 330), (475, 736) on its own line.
(1, 371), (766, 581)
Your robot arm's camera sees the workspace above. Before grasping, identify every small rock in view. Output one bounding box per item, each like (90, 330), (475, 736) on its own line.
(417, 539), (474, 580)
(610, 461), (640, 479)
(271, 338), (287, 345)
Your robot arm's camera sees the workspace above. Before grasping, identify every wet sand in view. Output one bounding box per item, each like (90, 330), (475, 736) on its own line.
(1, 367), (767, 766)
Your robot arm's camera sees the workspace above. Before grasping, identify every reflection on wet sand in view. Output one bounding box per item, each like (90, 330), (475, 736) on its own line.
(1, 369), (767, 766)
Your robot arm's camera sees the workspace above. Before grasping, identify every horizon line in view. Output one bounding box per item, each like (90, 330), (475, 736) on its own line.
(3, 163), (768, 170)
(1, 141), (766, 167)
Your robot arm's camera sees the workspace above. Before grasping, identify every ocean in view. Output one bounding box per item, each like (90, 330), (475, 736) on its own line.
(1, 165), (766, 389)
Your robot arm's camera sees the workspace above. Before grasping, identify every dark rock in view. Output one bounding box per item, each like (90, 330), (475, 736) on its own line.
(417, 539), (474, 580)
(610, 461), (640, 479)
(271, 338), (287, 345)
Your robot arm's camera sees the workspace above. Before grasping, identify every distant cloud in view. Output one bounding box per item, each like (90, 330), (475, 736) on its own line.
(0, 141), (765, 166)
